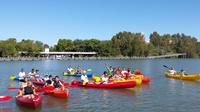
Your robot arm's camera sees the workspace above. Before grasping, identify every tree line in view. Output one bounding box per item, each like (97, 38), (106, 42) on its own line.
(0, 31), (200, 58)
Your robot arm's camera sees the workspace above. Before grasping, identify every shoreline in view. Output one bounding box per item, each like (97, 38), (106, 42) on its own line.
(0, 55), (187, 61)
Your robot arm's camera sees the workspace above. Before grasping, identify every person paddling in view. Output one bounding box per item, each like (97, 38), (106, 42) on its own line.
(81, 71), (89, 85)
(29, 68), (36, 80)
(101, 71), (109, 84)
(45, 75), (53, 86)
(17, 81), (37, 99)
(168, 67), (177, 75)
(67, 65), (74, 74)
(180, 69), (186, 75)
(18, 68), (26, 81)
(52, 76), (64, 90)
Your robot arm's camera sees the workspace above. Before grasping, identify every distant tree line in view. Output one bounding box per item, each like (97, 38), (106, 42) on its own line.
(0, 31), (200, 58)
(0, 38), (44, 57)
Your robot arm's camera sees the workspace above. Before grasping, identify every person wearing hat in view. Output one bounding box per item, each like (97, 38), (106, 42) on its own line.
(81, 71), (89, 85)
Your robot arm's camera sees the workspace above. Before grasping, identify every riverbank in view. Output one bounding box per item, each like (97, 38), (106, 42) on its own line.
(0, 54), (187, 61)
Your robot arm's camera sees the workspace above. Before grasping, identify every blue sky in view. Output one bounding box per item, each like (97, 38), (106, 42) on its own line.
(0, 0), (199, 45)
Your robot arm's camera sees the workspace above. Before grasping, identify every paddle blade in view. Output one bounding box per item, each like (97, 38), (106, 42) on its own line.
(69, 85), (78, 88)
(0, 96), (12, 101)
(7, 87), (18, 90)
(163, 65), (169, 69)
(63, 82), (69, 87)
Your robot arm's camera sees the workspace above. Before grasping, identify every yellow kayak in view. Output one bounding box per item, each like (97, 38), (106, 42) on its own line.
(92, 75), (102, 82)
(92, 75), (142, 86)
(112, 79), (142, 86)
(165, 73), (200, 80)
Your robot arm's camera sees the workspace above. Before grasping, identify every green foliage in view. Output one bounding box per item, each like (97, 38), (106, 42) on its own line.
(112, 32), (147, 57)
(54, 39), (73, 51)
(0, 31), (199, 58)
(150, 32), (200, 58)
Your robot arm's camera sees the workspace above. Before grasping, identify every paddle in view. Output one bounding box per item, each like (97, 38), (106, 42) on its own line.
(0, 96), (12, 101)
(163, 65), (171, 69)
(7, 87), (18, 90)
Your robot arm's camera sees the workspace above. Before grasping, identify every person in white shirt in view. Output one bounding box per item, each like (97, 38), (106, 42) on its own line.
(101, 71), (109, 84)
(168, 68), (177, 75)
(18, 68), (26, 79)
(121, 68), (127, 75)
(67, 66), (74, 73)
(81, 71), (89, 84)
(29, 68), (36, 80)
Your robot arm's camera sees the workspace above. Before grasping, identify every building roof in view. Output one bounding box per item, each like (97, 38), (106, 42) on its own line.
(40, 52), (97, 55)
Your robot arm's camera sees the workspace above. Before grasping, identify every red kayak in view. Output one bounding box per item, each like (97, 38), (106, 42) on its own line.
(71, 81), (137, 88)
(44, 89), (69, 98)
(16, 95), (42, 109)
(35, 86), (54, 92)
(0, 96), (12, 101)
(32, 81), (45, 86)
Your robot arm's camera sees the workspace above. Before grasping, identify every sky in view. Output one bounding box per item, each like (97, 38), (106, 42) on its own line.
(0, 0), (200, 45)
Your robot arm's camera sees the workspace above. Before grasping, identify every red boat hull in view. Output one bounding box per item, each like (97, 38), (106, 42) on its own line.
(16, 95), (42, 109)
(32, 81), (45, 86)
(73, 81), (137, 88)
(44, 89), (69, 98)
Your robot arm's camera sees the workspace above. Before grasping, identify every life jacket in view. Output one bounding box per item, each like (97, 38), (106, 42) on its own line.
(24, 86), (34, 95)
(53, 81), (60, 88)
(46, 80), (52, 85)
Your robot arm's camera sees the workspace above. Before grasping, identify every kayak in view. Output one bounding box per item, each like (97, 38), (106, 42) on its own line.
(44, 89), (69, 98)
(0, 96), (12, 101)
(92, 75), (102, 82)
(165, 73), (200, 80)
(35, 86), (54, 92)
(10, 76), (24, 81)
(71, 81), (137, 89)
(92, 75), (143, 86)
(16, 94), (42, 109)
(63, 72), (93, 77)
(9, 75), (16, 80)
(32, 81), (45, 86)
(112, 78), (142, 86)
(130, 75), (151, 83)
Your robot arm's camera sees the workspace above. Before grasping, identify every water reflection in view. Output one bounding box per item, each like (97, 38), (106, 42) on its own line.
(110, 89), (136, 97)
(181, 80), (200, 87)
(0, 107), (11, 112)
(17, 104), (42, 112)
(42, 95), (68, 108)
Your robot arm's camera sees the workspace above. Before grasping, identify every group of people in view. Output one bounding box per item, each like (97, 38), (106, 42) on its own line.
(168, 67), (186, 75)
(17, 68), (65, 99)
(80, 66), (142, 84)
(67, 66), (92, 74)
(18, 68), (42, 81)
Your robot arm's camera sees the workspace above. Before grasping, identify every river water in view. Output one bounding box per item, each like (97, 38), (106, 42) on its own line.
(0, 59), (200, 112)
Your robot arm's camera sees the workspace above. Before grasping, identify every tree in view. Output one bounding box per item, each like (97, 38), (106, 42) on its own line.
(54, 39), (73, 51)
